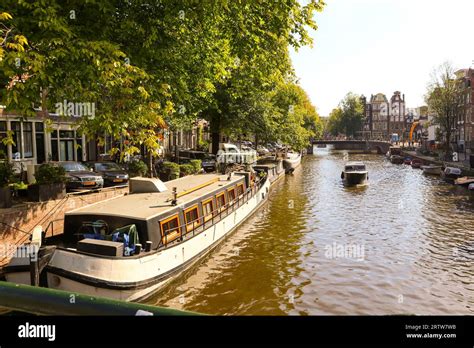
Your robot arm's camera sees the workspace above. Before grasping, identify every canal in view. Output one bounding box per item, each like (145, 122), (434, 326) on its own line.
(147, 148), (474, 315)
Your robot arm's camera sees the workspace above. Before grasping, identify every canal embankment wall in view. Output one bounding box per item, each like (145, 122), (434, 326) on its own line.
(0, 186), (128, 268)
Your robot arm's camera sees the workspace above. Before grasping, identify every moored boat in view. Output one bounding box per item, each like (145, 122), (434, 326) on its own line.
(390, 155), (404, 164)
(411, 158), (423, 169)
(341, 161), (368, 186)
(454, 176), (474, 187)
(283, 152), (301, 173)
(387, 146), (402, 158)
(421, 164), (443, 176)
(253, 159), (285, 186)
(441, 167), (462, 184)
(5, 172), (270, 302)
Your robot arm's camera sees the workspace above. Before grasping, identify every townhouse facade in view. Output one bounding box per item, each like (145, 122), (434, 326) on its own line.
(454, 68), (474, 158)
(364, 91), (408, 140)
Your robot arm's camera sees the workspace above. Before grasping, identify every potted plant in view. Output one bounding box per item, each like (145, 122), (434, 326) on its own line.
(28, 163), (67, 202)
(0, 161), (14, 208)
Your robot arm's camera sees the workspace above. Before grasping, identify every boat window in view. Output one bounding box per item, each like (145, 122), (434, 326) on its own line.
(237, 183), (245, 196)
(228, 187), (236, 202)
(160, 215), (180, 237)
(202, 198), (214, 222)
(216, 192), (226, 210)
(184, 205), (200, 232)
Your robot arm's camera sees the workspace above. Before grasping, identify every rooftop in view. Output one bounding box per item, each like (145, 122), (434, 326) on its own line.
(67, 173), (244, 220)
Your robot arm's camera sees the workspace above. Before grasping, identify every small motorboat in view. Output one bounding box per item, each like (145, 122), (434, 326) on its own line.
(468, 183), (474, 191)
(390, 155), (404, 164)
(442, 167), (463, 184)
(341, 161), (368, 186)
(455, 176), (474, 187)
(403, 157), (412, 165)
(421, 164), (443, 176)
(411, 159), (423, 169)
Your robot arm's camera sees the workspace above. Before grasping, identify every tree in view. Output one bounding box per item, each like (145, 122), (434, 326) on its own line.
(327, 107), (343, 136)
(200, 0), (326, 152)
(425, 62), (465, 159)
(327, 93), (364, 137)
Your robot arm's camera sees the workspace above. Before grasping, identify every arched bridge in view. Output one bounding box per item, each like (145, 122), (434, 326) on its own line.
(309, 140), (391, 154)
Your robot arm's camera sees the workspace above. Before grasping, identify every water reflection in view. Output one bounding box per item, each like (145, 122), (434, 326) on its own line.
(147, 149), (474, 315)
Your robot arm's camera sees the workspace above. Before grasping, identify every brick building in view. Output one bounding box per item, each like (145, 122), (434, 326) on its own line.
(454, 68), (474, 159)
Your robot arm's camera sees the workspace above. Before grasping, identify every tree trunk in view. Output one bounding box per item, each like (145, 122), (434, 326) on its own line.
(210, 111), (221, 155)
(148, 149), (154, 178)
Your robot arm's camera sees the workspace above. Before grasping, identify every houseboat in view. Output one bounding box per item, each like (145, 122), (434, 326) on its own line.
(283, 152), (301, 173)
(341, 161), (368, 186)
(253, 158), (285, 186)
(5, 171), (270, 302)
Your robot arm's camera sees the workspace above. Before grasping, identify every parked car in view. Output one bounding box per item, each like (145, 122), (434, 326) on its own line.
(55, 161), (104, 191)
(178, 150), (216, 172)
(85, 161), (129, 186)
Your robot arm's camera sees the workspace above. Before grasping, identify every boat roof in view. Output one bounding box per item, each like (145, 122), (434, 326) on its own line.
(66, 174), (244, 220)
(345, 161), (365, 166)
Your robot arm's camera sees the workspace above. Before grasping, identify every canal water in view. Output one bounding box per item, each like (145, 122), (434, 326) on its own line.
(147, 148), (474, 315)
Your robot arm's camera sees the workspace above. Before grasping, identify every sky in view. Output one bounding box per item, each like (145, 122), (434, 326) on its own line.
(290, 0), (474, 116)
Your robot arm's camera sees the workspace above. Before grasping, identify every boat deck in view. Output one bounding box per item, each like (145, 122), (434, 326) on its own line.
(67, 174), (244, 220)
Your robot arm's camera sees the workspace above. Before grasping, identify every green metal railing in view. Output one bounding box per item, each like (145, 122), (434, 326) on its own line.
(0, 281), (201, 316)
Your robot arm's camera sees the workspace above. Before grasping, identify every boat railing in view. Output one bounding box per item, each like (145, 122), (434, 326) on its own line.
(158, 176), (267, 249)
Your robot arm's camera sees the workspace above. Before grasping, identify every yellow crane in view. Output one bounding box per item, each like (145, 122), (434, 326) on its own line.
(409, 121), (419, 142)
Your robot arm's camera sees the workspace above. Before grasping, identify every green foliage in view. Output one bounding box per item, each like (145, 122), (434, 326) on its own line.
(179, 164), (194, 176)
(327, 93), (364, 137)
(161, 161), (180, 180)
(128, 160), (148, 177)
(12, 181), (27, 190)
(0, 161), (14, 187)
(189, 159), (202, 174)
(35, 164), (67, 185)
(1, 0), (326, 157)
(425, 62), (465, 154)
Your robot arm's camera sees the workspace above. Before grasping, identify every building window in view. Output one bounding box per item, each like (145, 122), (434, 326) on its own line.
(11, 122), (22, 160)
(23, 122), (33, 158)
(202, 198), (214, 222)
(35, 122), (46, 164)
(51, 128), (80, 161)
(0, 121), (6, 160)
(184, 205), (200, 232)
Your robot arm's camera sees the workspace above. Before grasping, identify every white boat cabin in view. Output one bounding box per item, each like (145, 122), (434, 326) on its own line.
(344, 162), (367, 172)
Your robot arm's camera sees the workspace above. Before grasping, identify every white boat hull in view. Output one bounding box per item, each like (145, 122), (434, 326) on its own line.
(283, 153), (301, 173)
(44, 179), (271, 302)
